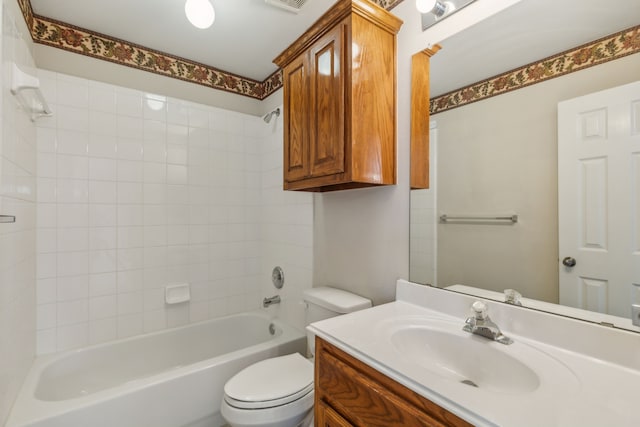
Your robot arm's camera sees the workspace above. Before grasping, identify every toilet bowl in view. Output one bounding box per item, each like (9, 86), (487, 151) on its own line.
(220, 287), (371, 427)
(221, 353), (314, 427)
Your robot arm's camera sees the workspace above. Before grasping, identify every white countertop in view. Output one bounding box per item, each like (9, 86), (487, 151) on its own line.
(308, 280), (640, 427)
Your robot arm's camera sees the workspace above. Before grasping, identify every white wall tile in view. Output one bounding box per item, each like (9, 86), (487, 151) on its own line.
(56, 323), (88, 351)
(57, 155), (88, 180)
(88, 134), (117, 159)
(143, 183), (166, 204)
(144, 225), (167, 247)
(56, 105), (89, 132)
(118, 270), (143, 293)
(37, 228), (57, 253)
(89, 157), (116, 181)
(56, 179), (88, 203)
(89, 204), (116, 227)
(57, 299), (89, 325)
(167, 144), (187, 165)
(37, 178), (57, 203)
(57, 275), (89, 301)
(89, 181), (116, 204)
(117, 140), (143, 161)
(37, 278), (57, 304)
(117, 248), (144, 271)
(36, 329), (56, 355)
(37, 253), (57, 279)
(118, 226), (144, 249)
(89, 111), (117, 136)
(167, 102), (189, 126)
(143, 95), (167, 122)
(144, 119), (167, 143)
(143, 205), (166, 226)
(57, 75), (89, 108)
(57, 227), (88, 252)
(36, 72), (313, 359)
(89, 249), (117, 274)
(143, 163), (166, 183)
(89, 318), (117, 344)
(117, 182), (143, 203)
(117, 92), (143, 118)
(37, 303), (57, 329)
(117, 204), (143, 226)
(38, 152), (57, 178)
(117, 313), (143, 338)
(57, 251), (88, 277)
(89, 295), (117, 320)
(89, 272), (117, 296)
(89, 82), (116, 114)
(167, 164), (187, 185)
(117, 160), (144, 183)
(57, 130), (88, 156)
(117, 116), (143, 139)
(57, 204), (88, 228)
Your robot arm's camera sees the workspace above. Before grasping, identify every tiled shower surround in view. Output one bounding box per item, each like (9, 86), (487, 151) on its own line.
(35, 71), (312, 354)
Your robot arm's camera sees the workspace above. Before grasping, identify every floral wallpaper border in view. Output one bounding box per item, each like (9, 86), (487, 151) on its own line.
(16, 0), (401, 100)
(431, 25), (640, 115)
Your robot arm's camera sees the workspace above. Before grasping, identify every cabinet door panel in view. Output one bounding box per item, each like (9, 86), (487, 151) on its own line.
(309, 23), (346, 178)
(283, 55), (309, 183)
(317, 401), (354, 427)
(316, 338), (473, 427)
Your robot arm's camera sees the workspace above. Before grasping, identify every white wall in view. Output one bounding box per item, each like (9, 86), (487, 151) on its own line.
(260, 114), (313, 329)
(409, 125), (437, 285)
(311, 1), (428, 304)
(434, 54), (640, 303)
(0, 0), (37, 423)
(34, 73), (313, 354)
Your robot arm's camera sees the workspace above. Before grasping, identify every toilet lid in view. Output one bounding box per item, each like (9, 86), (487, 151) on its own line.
(224, 353), (314, 410)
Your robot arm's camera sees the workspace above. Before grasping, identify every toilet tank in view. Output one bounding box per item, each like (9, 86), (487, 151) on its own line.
(303, 287), (372, 357)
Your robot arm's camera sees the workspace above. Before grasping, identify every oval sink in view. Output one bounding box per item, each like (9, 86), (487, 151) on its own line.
(390, 326), (540, 394)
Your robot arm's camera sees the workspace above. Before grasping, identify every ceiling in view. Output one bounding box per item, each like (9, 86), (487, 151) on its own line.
(27, 0), (640, 99)
(30, 0), (339, 82)
(430, 0), (640, 97)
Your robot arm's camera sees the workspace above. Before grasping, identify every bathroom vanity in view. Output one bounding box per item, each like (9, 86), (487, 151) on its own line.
(315, 337), (470, 426)
(309, 280), (640, 426)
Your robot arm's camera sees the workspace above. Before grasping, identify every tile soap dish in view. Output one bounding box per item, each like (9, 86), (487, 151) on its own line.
(165, 283), (191, 304)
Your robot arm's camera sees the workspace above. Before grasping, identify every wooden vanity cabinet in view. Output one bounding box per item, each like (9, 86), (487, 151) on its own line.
(273, 0), (402, 192)
(315, 337), (473, 427)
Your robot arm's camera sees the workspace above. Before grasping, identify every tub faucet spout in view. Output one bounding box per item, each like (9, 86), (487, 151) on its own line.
(263, 295), (281, 308)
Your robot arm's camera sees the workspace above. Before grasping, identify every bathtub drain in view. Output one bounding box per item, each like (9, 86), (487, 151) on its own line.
(268, 323), (276, 335)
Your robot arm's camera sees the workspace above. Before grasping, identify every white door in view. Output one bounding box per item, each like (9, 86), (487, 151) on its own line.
(558, 81), (640, 318)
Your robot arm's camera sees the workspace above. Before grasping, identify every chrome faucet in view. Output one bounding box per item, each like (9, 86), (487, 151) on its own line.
(263, 295), (281, 308)
(463, 301), (513, 345)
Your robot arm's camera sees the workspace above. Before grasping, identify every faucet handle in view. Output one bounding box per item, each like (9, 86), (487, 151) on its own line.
(504, 289), (522, 306)
(471, 301), (488, 320)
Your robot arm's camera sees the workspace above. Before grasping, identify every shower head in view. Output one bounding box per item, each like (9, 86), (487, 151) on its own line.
(263, 108), (280, 124)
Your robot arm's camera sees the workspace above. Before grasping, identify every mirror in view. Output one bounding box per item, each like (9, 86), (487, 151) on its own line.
(409, 0), (640, 331)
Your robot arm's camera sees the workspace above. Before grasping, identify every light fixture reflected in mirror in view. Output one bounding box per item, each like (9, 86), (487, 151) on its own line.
(418, 0), (476, 31)
(185, 0), (215, 29)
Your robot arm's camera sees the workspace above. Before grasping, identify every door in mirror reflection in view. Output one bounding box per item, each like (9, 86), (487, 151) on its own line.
(558, 81), (640, 318)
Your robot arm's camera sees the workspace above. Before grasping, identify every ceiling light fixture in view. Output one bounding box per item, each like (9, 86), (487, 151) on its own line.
(416, 0), (447, 16)
(417, 0), (476, 31)
(185, 0), (215, 29)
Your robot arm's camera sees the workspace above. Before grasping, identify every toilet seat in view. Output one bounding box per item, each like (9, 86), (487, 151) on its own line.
(224, 353), (314, 410)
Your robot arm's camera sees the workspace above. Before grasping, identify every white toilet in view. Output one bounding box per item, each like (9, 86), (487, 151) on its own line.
(220, 286), (372, 427)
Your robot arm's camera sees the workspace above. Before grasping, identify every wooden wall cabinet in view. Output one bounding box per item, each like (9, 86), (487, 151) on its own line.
(410, 45), (440, 190)
(273, 0), (402, 192)
(315, 337), (473, 427)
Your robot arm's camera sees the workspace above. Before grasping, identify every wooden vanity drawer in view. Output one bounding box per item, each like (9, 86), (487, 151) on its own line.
(315, 337), (472, 427)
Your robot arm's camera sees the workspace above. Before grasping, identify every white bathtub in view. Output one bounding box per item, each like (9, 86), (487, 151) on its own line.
(7, 311), (306, 427)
